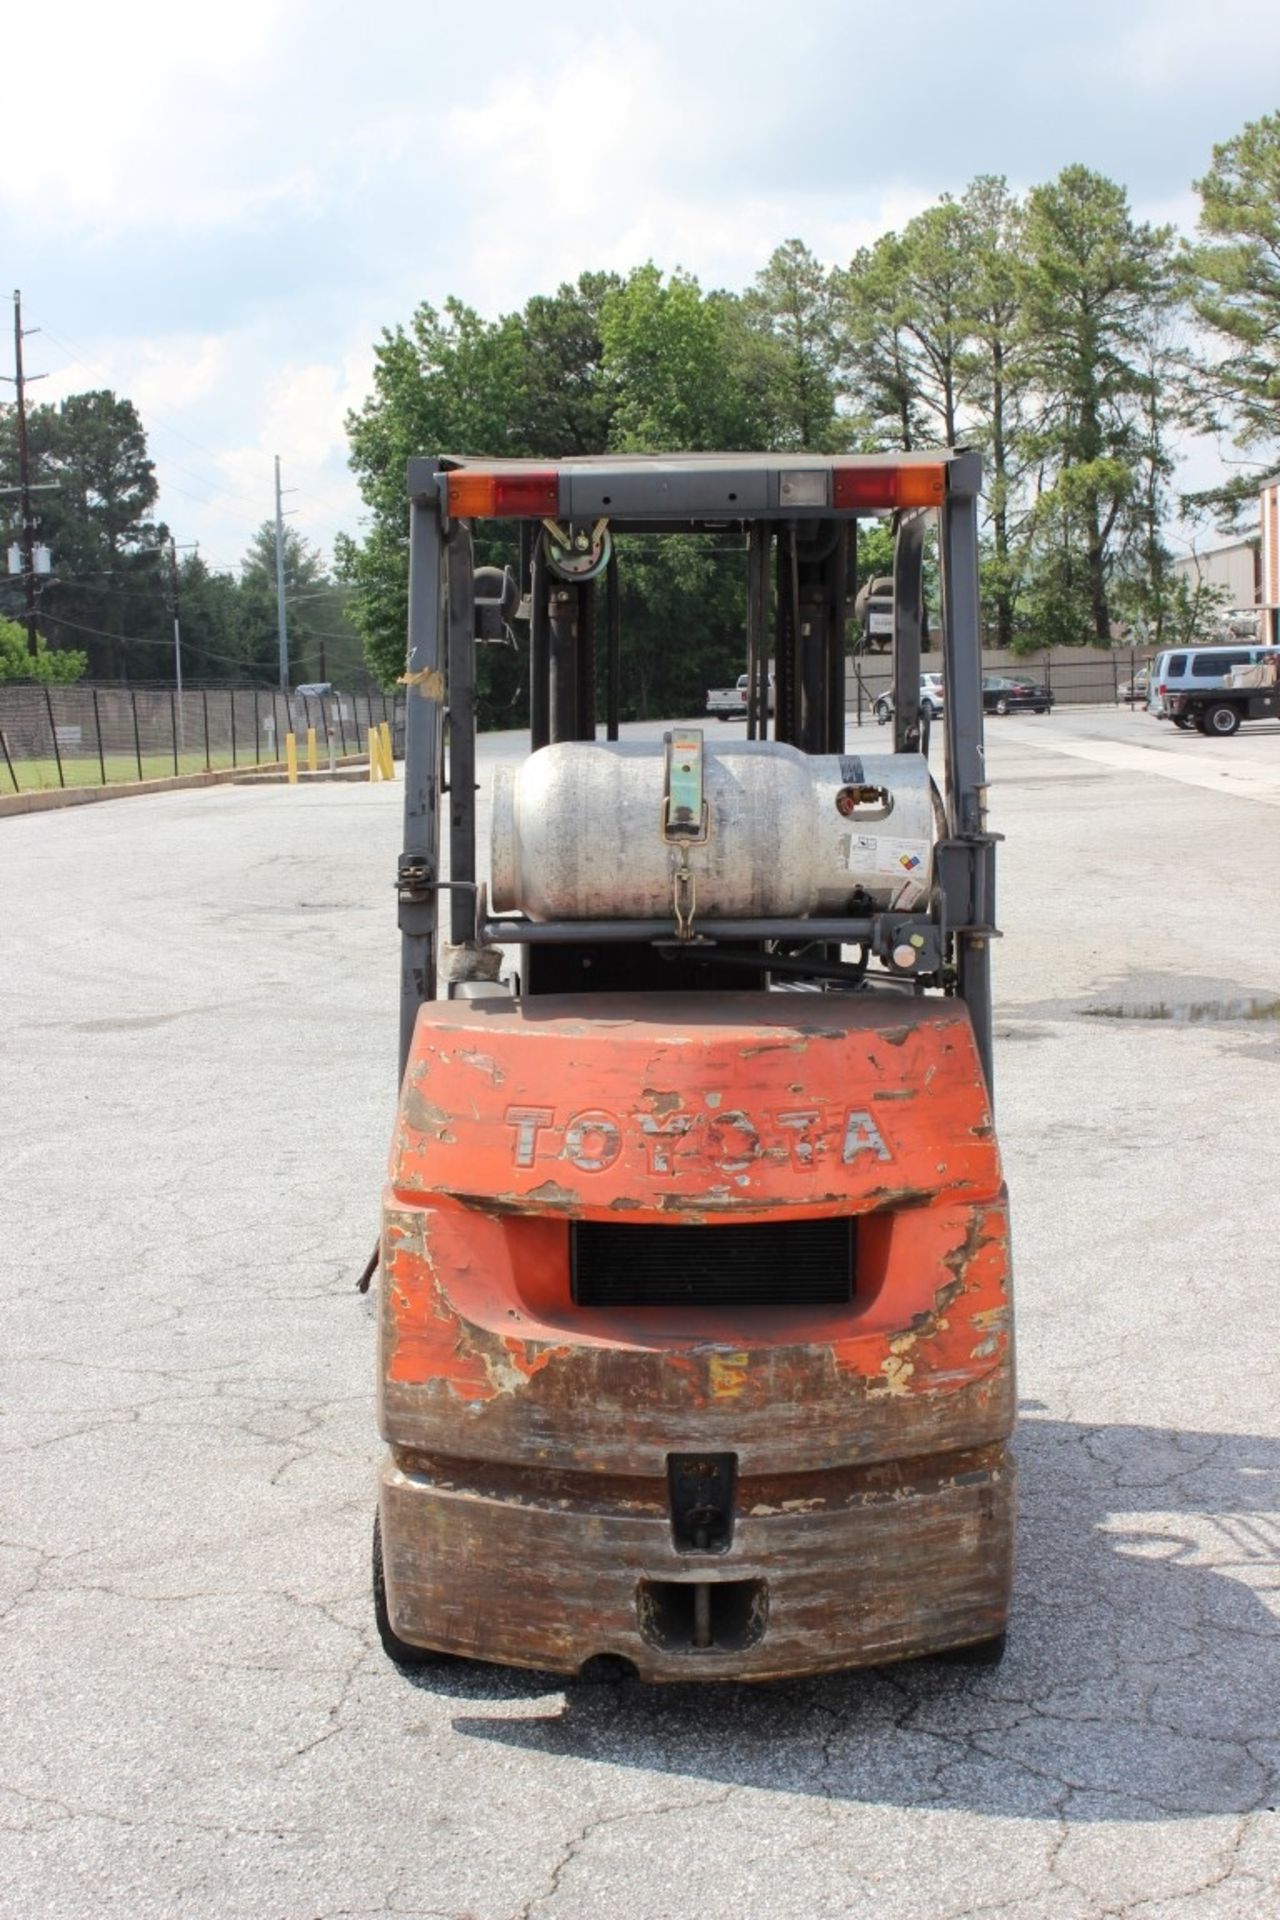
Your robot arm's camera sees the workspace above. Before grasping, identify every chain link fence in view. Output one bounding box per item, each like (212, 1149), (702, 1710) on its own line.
(843, 648), (1159, 724)
(3, 651), (1163, 793)
(0, 685), (405, 793)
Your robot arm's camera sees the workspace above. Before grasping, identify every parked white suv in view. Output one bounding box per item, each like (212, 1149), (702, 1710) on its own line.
(874, 672), (944, 723)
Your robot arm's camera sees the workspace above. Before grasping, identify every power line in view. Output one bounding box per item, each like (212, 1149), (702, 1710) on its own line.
(281, 625), (364, 642)
(275, 455), (296, 689)
(22, 313), (376, 616)
(29, 318), (358, 559)
(32, 321), (275, 506)
(38, 608), (270, 677)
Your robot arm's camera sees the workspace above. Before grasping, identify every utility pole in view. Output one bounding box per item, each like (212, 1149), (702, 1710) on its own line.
(274, 455), (296, 691)
(166, 538), (196, 744)
(4, 291), (48, 656)
(168, 536), (184, 702)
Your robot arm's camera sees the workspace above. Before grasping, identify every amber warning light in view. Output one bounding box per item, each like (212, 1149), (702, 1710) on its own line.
(445, 470), (561, 519)
(832, 464), (946, 511)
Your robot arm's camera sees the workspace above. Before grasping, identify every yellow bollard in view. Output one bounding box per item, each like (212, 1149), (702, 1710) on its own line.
(285, 732), (298, 784)
(367, 727), (381, 782)
(306, 726), (317, 774)
(378, 720), (395, 781)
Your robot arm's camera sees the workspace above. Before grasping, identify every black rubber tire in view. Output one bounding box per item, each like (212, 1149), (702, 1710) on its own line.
(372, 1511), (445, 1668)
(1173, 715), (1193, 729)
(1204, 702), (1241, 737)
(936, 1629), (1008, 1668)
(875, 701), (891, 725)
(1033, 705), (1048, 714)
(994, 698), (1010, 716)
(920, 700), (936, 721)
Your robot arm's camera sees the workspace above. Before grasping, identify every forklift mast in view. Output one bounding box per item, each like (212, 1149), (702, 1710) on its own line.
(396, 452), (995, 1069)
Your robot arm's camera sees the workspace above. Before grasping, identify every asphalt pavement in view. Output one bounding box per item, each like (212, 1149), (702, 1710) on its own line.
(2, 707), (1278, 1919)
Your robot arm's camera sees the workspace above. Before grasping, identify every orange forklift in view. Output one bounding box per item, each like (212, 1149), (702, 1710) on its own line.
(373, 451), (1013, 1680)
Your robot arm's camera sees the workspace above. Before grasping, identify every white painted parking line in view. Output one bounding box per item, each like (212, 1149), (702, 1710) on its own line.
(992, 709), (1280, 807)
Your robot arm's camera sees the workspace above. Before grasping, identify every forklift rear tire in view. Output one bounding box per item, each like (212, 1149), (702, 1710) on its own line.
(1203, 702), (1241, 737)
(372, 1512), (445, 1669)
(935, 1629), (1008, 1668)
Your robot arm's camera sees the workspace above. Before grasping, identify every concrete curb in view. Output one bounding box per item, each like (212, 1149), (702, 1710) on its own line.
(0, 755), (370, 818)
(232, 765), (371, 787)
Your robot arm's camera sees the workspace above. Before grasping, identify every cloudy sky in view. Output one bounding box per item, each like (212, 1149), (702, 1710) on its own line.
(4, 0), (1277, 574)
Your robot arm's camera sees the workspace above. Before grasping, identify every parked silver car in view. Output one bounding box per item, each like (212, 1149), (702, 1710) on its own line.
(874, 672), (945, 723)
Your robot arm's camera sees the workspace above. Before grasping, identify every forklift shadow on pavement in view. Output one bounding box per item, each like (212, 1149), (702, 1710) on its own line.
(405, 1412), (1280, 1820)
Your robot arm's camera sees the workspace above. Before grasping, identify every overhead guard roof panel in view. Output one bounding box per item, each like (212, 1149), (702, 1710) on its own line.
(408, 449), (981, 517)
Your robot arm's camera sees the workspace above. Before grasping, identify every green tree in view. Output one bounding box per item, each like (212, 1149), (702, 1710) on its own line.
(1187, 111), (1280, 449)
(169, 554), (248, 684)
(741, 240), (843, 450)
(1184, 112), (1280, 520)
(341, 296), (533, 710)
(1016, 166), (1176, 644)
(895, 199), (978, 447)
(609, 536), (747, 718)
(1106, 321), (1200, 647)
(0, 616), (86, 682)
(0, 391), (169, 678)
(600, 266), (762, 451)
(836, 234), (927, 451)
(233, 524), (363, 687)
(957, 176), (1028, 650)
(595, 269), (775, 713)
(343, 269), (764, 719)
(519, 272), (621, 455)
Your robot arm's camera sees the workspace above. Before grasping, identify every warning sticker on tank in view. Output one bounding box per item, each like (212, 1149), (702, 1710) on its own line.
(847, 834), (928, 876)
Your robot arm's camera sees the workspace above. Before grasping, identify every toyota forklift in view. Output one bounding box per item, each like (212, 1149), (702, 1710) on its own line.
(373, 450), (1013, 1680)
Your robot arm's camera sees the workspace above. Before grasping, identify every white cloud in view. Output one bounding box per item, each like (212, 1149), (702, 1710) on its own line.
(1100, 0), (1280, 91)
(5, 0), (1271, 573)
(437, 33), (941, 309)
(123, 337), (229, 417)
(30, 313), (370, 570)
(4, 0), (292, 231)
(209, 344), (373, 562)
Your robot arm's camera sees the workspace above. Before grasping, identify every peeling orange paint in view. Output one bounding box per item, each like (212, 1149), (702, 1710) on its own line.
(501, 1336), (571, 1381)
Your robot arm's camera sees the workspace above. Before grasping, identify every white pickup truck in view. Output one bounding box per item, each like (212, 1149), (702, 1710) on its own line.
(705, 671), (775, 720)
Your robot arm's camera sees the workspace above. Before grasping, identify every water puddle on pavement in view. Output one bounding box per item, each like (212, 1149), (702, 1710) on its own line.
(1083, 995), (1280, 1025)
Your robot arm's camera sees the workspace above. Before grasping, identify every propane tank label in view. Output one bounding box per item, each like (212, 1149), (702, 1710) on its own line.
(846, 833), (927, 876)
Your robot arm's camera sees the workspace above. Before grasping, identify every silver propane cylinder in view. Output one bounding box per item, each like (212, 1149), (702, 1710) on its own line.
(490, 739), (935, 920)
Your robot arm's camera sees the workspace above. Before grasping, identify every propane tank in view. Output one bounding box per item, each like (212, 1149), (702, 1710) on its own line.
(490, 740), (934, 920)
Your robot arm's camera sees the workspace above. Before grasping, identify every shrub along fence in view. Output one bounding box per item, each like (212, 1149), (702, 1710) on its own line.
(0, 684), (404, 793)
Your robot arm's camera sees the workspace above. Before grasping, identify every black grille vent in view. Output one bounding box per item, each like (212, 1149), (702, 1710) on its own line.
(571, 1219), (854, 1308)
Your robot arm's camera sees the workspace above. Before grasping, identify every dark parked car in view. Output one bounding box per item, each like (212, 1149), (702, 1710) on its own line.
(982, 674), (1053, 715)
